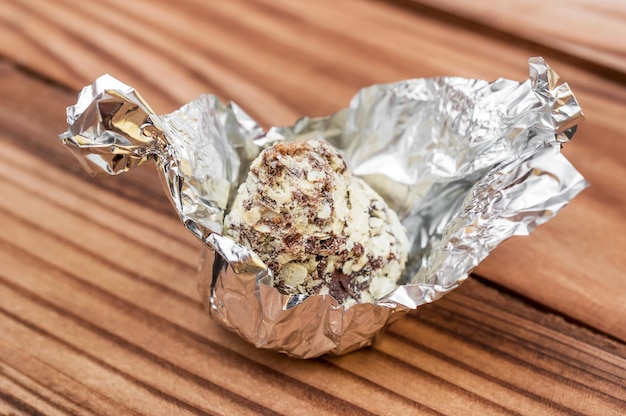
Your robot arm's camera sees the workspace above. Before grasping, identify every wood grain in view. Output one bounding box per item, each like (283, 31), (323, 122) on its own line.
(1, 0), (625, 342)
(0, 0), (625, 414)
(399, 0), (626, 78)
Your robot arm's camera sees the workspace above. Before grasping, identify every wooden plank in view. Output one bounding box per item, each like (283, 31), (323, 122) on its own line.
(0, 0), (624, 342)
(0, 0), (625, 413)
(0, 156), (623, 414)
(0, 62), (625, 415)
(395, 0), (626, 78)
(0, 339), (133, 416)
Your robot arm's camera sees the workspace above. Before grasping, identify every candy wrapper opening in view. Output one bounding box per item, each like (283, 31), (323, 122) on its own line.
(60, 57), (587, 358)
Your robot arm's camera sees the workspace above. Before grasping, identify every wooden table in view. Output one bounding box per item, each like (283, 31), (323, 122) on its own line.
(1, 0), (624, 414)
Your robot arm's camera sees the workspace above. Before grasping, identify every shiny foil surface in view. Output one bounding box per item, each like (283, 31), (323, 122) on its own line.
(60, 58), (587, 358)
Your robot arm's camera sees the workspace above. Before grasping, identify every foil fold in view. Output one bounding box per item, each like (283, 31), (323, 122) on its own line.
(60, 57), (586, 358)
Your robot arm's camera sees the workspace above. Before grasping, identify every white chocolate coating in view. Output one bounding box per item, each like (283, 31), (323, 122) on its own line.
(224, 140), (408, 305)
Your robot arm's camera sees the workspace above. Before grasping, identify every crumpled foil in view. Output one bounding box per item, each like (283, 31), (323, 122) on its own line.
(60, 57), (587, 358)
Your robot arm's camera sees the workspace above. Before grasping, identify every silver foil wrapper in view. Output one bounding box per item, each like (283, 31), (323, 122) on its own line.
(60, 58), (586, 358)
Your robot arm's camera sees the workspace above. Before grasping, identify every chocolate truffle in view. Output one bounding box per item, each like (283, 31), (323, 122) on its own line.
(223, 140), (408, 305)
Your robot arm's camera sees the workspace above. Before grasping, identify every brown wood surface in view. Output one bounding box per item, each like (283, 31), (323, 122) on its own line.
(0, 0), (625, 414)
(399, 0), (626, 77)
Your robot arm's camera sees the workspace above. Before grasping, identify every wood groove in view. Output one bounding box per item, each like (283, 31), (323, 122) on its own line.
(470, 275), (626, 352)
(1, 1), (625, 414)
(0, 343), (143, 416)
(0, 275), (277, 416)
(0, 307), (221, 416)
(390, 321), (625, 416)
(51, 0), (300, 119)
(0, 285), (361, 416)
(0, 117), (176, 218)
(0, 146), (198, 252)
(367, 350), (528, 416)
(421, 301), (626, 388)
(0, 367), (91, 416)
(202, 0), (419, 81)
(0, 390), (47, 416)
(408, 310), (626, 405)
(0, 33), (80, 91)
(0, 374), (79, 416)
(0, 170), (199, 277)
(0, 238), (375, 416)
(438, 293), (625, 375)
(8, 149), (620, 412)
(320, 359), (446, 416)
(0, 200), (200, 306)
(381, 0), (626, 84)
(384, 328), (616, 415)
(448, 287), (626, 371)
(93, 0), (342, 115)
(0, 9), (83, 90)
(445, 291), (626, 380)
(4, 0), (182, 106)
(327, 348), (525, 416)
